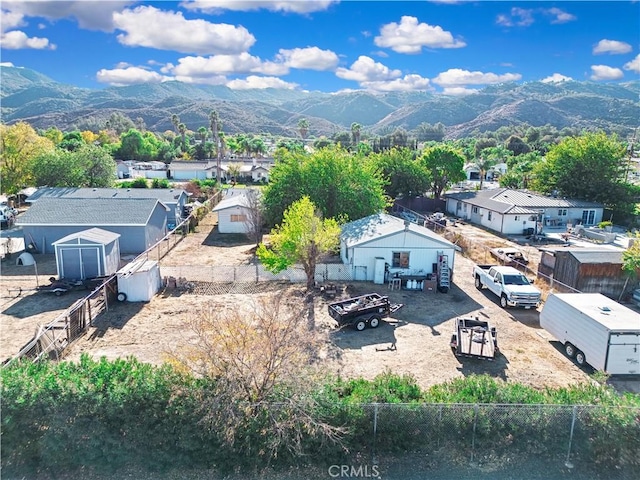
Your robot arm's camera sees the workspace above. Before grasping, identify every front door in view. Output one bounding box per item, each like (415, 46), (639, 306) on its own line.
(581, 210), (596, 225)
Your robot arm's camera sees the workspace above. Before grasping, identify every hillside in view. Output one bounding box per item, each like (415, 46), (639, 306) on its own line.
(1, 66), (638, 138)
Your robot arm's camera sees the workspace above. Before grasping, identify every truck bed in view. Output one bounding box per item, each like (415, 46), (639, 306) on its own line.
(328, 293), (403, 325)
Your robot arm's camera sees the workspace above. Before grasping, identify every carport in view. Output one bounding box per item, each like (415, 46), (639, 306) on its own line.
(53, 228), (121, 280)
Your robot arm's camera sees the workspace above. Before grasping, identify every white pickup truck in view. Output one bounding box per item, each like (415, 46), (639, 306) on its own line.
(473, 265), (541, 309)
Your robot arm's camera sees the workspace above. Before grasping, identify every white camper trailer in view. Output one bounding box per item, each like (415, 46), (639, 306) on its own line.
(540, 293), (640, 374)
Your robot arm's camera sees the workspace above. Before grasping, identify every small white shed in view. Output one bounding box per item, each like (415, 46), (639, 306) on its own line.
(211, 191), (254, 234)
(53, 228), (121, 280)
(340, 213), (457, 284)
(116, 259), (161, 302)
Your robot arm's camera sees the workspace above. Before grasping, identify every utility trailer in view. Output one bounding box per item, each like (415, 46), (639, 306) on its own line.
(450, 316), (498, 360)
(328, 293), (403, 331)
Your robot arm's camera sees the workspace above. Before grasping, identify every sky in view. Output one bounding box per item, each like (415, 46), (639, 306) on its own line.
(0, 1), (639, 95)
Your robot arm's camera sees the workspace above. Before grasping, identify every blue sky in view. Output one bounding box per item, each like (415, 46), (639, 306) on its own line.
(1, 1), (639, 95)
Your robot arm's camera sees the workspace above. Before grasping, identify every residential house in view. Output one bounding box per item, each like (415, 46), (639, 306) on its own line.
(26, 187), (188, 226)
(340, 213), (457, 285)
(17, 198), (168, 254)
(211, 191), (255, 234)
(445, 188), (604, 235)
(168, 161), (218, 180)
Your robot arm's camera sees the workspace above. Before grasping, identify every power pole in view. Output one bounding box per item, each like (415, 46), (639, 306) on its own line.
(624, 127), (638, 183)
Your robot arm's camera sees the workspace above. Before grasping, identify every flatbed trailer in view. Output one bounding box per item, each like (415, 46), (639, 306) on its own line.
(328, 293), (403, 331)
(450, 317), (498, 360)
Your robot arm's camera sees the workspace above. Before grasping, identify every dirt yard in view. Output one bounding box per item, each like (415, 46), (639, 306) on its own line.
(3, 211), (638, 393)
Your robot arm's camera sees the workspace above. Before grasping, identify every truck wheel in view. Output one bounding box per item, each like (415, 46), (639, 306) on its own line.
(368, 316), (381, 328)
(355, 320), (367, 331)
(500, 295), (508, 308)
(475, 276), (483, 290)
(117, 292), (127, 302)
(575, 351), (586, 366)
(564, 343), (576, 358)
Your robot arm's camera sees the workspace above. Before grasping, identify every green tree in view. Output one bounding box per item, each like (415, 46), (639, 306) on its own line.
(30, 144), (115, 188)
(368, 147), (430, 199)
(80, 144), (117, 187)
(420, 144), (466, 198)
(505, 135), (531, 156)
(262, 145), (387, 226)
(58, 131), (85, 152)
(257, 196), (340, 289)
(0, 122), (55, 193)
(351, 122), (361, 147)
(42, 126), (64, 145)
(532, 132), (632, 219)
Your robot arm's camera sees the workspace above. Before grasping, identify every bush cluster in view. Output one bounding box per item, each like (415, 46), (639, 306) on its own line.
(2, 357), (638, 477)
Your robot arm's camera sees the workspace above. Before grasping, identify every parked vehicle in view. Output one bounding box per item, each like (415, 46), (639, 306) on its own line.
(489, 247), (529, 268)
(36, 277), (89, 296)
(328, 293), (403, 331)
(450, 316), (498, 360)
(473, 265), (541, 308)
(540, 293), (640, 374)
(0, 205), (15, 228)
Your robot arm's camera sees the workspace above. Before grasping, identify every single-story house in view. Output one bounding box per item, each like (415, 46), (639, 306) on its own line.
(17, 197), (168, 254)
(168, 161), (218, 180)
(463, 162), (508, 181)
(130, 161), (168, 179)
(340, 213), (457, 285)
(52, 228), (121, 280)
(211, 191), (255, 234)
(537, 248), (627, 298)
(26, 187), (188, 226)
(445, 188), (604, 235)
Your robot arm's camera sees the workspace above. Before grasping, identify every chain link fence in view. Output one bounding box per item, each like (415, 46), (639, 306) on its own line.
(352, 403), (639, 473)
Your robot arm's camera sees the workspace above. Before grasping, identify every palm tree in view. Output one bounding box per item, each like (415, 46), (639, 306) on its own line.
(171, 114), (180, 134)
(198, 126), (207, 145)
(178, 123), (187, 152)
(351, 122), (361, 147)
(298, 118), (309, 141)
(209, 110), (222, 185)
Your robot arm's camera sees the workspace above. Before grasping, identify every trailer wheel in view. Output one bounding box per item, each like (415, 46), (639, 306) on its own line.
(354, 319), (367, 331)
(564, 343), (576, 358)
(474, 276), (483, 290)
(55, 290), (63, 296)
(575, 350), (586, 366)
(500, 295), (508, 308)
(368, 316), (381, 328)
(117, 292), (127, 302)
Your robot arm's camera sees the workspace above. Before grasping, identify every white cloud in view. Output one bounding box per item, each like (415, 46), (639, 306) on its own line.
(374, 16), (465, 53)
(1, 30), (55, 50)
(541, 73), (573, 83)
(441, 87), (479, 96)
(335, 56), (401, 82)
(0, 62), (16, 67)
(0, 9), (25, 33)
(544, 8), (576, 24)
(496, 8), (535, 27)
(180, 0), (338, 14)
(2, 1), (134, 32)
(593, 39), (633, 55)
(174, 74), (227, 85)
(276, 47), (339, 70)
(362, 74), (433, 92)
(624, 54), (640, 74)
(113, 6), (255, 55)
(168, 53), (288, 78)
(226, 75), (298, 90)
(432, 68), (521, 87)
(589, 65), (624, 81)
(96, 66), (171, 86)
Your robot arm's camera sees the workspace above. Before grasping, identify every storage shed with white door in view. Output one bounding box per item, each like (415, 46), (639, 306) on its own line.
(116, 259), (161, 302)
(540, 293), (640, 374)
(52, 228), (121, 280)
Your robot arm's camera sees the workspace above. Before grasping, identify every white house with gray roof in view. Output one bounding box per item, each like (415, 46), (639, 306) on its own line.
(445, 188), (604, 235)
(26, 187), (188, 225)
(17, 198), (168, 254)
(211, 191), (256, 234)
(340, 213), (457, 283)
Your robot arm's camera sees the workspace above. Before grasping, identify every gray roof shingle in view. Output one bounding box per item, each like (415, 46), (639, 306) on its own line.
(17, 198), (166, 226)
(27, 187), (186, 204)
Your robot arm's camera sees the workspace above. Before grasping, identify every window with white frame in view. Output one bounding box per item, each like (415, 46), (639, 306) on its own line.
(558, 209), (567, 216)
(392, 251), (410, 268)
(472, 206), (479, 214)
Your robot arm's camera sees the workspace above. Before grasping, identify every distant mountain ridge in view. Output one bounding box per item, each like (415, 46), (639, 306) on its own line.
(1, 66), (639, 139)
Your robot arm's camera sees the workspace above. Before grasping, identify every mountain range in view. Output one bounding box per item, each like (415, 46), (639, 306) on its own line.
(1, 66), (639, 139)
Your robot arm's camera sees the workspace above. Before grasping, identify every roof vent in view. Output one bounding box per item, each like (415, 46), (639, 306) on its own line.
(598, 306), (612, 314)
